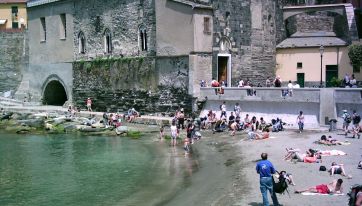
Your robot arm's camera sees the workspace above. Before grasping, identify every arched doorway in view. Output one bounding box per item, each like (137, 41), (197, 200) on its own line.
(43, 80), (68, 106)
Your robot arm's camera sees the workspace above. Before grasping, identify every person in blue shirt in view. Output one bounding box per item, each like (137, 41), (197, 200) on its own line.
(256, 153), (280, 206)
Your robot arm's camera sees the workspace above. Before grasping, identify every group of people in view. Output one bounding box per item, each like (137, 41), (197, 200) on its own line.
(342, 109), (361, 138)
(343, 73), (358, 88)
(159, 108), (202, 154)
(198, 102), (288, 139)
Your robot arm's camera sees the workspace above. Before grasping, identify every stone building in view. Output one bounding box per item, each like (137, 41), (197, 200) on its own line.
(20, 0), (285, 112)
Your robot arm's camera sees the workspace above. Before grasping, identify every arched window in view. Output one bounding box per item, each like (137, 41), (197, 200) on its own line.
(139, 25), (147, 51)
(78, 31), (86, 54)
(104, 29), (112, 53)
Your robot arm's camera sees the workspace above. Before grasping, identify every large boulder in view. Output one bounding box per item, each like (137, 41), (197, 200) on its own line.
(17, 119), (44, 128)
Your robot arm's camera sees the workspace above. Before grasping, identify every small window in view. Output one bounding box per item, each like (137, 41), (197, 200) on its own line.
(60, 14), (67, 39)
(11, 6), (18, 29)
(40, 17), (46, 42)
(297, 62), (303, 68)
(78, 31), (86, 54)
(203, 17), (211, 34)
(139, 25), (147, 51)
(104, 29), (112, 53)
(353, 65), (360, 73)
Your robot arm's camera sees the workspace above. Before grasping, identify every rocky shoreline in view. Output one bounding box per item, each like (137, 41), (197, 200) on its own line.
(0, 111), (133, 136)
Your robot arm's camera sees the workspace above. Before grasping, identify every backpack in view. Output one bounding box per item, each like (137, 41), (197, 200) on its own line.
(348, 184), (362, 206)
(345, 114), (352, 123)
(353, 114), (361, 124)
(273, 173), (289, 194)
(319, 165), (327, 171)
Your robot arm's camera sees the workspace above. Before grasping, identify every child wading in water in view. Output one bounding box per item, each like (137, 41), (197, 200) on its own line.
(159, 126), (164, 140)
(184, 138), (191, 155)
(170, 121), (178, 146)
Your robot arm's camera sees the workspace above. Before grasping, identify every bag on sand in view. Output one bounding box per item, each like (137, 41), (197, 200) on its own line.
(319, 166), (327, 171)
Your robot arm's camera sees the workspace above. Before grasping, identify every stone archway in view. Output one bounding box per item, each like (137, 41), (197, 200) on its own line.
(43, 80), (68, 106)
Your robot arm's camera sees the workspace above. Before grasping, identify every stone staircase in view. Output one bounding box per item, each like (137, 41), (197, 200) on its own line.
(0, 97), (23, 107)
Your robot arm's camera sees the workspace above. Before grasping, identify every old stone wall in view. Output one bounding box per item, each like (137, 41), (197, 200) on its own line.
(297, 12), (334, 33)
(286, 11), (349, 39)
(73, 0), (156, 60)
(0, 31), (28, 93)
(212, 0), (280, 86)
(73, 56), (192, 113)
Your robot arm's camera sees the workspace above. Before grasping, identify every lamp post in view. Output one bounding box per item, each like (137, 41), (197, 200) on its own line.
(319, 45), (324, 88)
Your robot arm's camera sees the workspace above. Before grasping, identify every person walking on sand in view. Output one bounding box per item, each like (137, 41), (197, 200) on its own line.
(297, 111), (304, 133)
(256, 153), (280, 206)
(86, 97), (93, 112)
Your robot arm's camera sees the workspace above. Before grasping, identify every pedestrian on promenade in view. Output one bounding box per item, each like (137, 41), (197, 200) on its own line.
(86, 97), (93, 112)
(234, 102), (241, 117)
(342, 110), (351, 136)
(220, 101), (227, 119)
(297, 111), (304, 133)
(256, 153), (280, 206)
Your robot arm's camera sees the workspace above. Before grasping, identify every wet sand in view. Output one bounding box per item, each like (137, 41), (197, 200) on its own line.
(157, 128), (361, 206)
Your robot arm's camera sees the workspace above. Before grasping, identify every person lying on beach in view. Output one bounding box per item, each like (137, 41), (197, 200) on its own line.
(295, 179), (343, 194)
(315, 135), (348, 146)
(247, 128), (270, 140)
(284, 148), (322, 163)
(358, 161), (362, 169)
(328, 162), (352, 178)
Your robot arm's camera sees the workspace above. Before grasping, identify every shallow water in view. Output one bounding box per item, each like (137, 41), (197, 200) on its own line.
(0, 133), (200, 206)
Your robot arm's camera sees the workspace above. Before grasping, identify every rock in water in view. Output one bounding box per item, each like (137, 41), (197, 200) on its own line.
(116, 126), (128, 135)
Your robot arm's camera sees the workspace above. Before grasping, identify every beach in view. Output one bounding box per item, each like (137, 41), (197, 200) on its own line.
(171, 128), (361, 206)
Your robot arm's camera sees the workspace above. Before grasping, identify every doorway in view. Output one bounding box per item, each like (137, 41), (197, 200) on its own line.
(326, 65), (338, 88)
(297, 73), (305, 88)
(217, 54), (231, 86)
(43, 80), (68, 106)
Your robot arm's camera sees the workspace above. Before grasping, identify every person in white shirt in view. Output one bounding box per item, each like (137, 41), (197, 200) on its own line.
(287, 80), (293, 97)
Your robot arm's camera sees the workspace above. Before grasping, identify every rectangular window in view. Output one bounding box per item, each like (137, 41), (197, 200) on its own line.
(353, 65), (361, 73)
(11, 6), (19, 28)
(297, 62), (303, 68)
(40, 17), (46, 42)
(60, 14), (67, 39)
(203, 17), (211, 34)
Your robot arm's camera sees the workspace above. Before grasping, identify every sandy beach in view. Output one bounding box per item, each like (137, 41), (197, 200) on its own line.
(162, 128), (361, 206)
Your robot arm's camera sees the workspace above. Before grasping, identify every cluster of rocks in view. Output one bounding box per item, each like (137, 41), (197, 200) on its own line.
(0, 111), (128, 135)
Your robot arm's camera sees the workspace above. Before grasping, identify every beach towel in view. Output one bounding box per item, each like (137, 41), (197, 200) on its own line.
(319, 150), (347, 156)
(301, 192), (344, 196)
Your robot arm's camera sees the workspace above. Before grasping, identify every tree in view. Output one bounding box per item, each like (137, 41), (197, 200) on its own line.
(348, 45), (362, 70)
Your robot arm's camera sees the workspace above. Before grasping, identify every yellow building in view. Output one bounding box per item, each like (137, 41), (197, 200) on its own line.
(0, 0), (27, 30)
(276, 32), (360, 87)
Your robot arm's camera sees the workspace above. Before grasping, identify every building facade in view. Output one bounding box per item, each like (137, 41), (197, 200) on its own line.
(0, 0), (27, 30)
(276, 3), (360, 87)
(21, 0), (285, 111)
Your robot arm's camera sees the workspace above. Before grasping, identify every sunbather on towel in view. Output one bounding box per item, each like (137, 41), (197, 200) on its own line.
(295, 179), (343, 194)
(284, 148), (322, 163)
(315, 135), (344, 145)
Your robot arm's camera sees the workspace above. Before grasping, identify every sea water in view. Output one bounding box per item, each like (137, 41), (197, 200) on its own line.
(0, 133), (199, 206)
